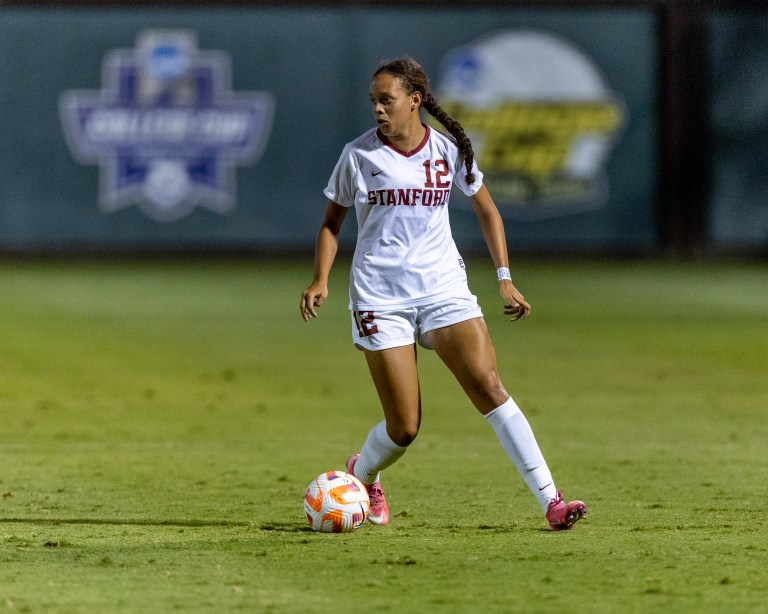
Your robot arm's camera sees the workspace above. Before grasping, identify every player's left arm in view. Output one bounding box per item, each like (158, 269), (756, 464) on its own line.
(469, 184), (531, 321)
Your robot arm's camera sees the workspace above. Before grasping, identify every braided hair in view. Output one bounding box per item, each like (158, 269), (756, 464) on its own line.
(373, 57), (476, 185)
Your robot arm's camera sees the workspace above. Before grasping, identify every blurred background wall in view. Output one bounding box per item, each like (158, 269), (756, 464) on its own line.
(0, 0), (765, 258)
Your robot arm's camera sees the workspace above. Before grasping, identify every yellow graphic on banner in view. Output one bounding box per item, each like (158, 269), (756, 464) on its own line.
(438, 100), (623, 204)
(436, 29), (626, 218)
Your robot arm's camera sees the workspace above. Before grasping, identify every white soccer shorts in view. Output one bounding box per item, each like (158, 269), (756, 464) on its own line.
(350, 294), (484, 351)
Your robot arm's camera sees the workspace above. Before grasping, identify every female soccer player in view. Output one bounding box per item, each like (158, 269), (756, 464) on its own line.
(300, 57), (586, 530)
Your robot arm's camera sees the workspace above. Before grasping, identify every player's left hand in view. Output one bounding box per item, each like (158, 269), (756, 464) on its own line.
(499, 280), (531, 321)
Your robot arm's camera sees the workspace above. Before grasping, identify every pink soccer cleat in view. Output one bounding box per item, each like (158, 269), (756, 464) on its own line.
(347, 454), (390, 526)
(546, 490), (587, 531)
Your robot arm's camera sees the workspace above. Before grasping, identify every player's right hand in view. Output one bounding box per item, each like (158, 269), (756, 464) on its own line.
(300, 282), (328, 321)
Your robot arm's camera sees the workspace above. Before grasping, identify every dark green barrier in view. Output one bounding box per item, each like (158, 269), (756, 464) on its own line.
(0, 7), (657, 251)
(708, 9), (768, 248)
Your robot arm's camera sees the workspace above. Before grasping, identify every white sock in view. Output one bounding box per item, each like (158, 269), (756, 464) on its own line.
(484, 397), (558, 511)
(353, 421), (407, 485)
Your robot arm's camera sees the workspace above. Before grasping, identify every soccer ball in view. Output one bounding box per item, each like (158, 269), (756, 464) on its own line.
(304, 470), (370, 533)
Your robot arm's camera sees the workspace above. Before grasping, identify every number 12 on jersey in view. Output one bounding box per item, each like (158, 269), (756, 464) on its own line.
(423, 160), (450, 189)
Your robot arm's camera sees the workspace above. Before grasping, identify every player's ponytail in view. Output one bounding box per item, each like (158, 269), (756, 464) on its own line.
(373, 57), (477, 185)
(421, 92), (476, 185)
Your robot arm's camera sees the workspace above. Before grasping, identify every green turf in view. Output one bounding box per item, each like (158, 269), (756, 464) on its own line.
(0, 259), (766, 612)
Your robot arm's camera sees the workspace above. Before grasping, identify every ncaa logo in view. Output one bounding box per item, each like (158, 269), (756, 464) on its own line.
(60, 30), (275, 222)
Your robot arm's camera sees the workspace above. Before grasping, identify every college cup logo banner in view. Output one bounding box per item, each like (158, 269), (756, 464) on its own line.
(436, 30), (625, 220)
(60, 30), (275, 222)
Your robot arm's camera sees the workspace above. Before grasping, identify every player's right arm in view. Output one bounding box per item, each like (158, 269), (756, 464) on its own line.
(300, 200), (349, 321)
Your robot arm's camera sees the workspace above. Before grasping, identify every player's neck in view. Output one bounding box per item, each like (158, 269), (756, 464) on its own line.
(387, 122), (427, 155)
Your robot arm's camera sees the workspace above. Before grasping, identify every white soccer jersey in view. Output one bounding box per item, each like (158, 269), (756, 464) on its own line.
(324, 125), (483, 309)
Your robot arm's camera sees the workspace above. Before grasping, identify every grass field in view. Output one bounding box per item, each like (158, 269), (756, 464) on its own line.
(0, 258), (766, 613)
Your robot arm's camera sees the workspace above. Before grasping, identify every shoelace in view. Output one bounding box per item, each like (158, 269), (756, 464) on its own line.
(367, 483), (385, 506)
(547, 490), (564, 510)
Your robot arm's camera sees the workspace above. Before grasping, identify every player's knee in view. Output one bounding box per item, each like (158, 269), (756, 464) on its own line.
(388, 422), (419, 447)
(401, 423), (419, 446)
(473, 371), (508, 408)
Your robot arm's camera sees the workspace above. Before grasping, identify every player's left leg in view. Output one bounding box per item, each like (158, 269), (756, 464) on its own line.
(426, 318), (585, 529)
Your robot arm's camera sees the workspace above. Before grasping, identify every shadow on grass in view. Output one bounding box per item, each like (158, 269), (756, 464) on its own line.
(1, 518), (557, 533)
(0, 517), (312, 532)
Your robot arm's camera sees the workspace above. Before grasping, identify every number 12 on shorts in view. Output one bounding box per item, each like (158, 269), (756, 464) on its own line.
(353, 311), (378, 338)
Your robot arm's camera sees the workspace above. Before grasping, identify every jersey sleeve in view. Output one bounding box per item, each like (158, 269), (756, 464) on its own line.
(453, 156), (484, 197)
(323, 143), (359, 208)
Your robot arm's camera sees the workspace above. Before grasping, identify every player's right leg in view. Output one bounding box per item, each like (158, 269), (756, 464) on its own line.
(348, 344), (420, 525)
(363, 344), (422, 448)
(347, 308), (422, 525)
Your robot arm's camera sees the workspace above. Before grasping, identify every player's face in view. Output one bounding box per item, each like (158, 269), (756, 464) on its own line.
(369, 73), (419, 139)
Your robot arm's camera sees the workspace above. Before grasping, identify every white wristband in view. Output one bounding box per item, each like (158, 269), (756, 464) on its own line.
(497, 267), (512, 282)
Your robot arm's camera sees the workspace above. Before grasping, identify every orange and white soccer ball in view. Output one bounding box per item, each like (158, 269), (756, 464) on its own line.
(304, 470), (370, 533)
